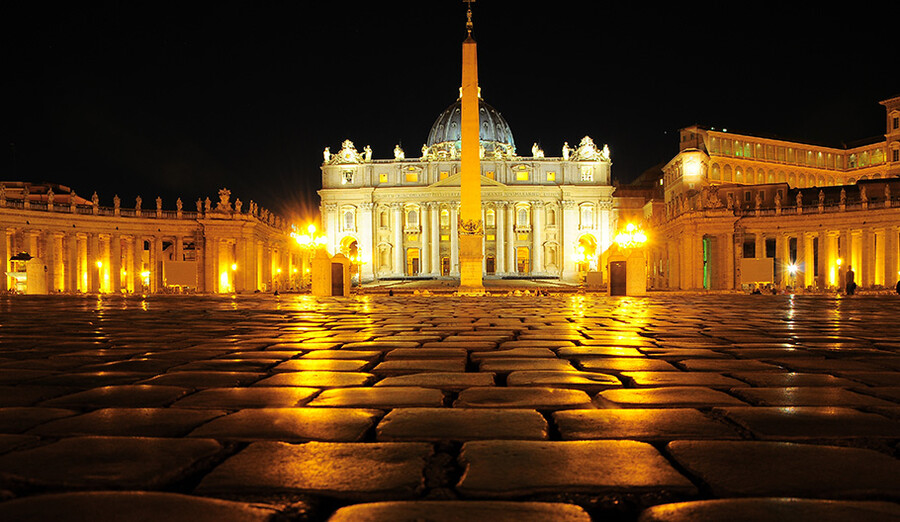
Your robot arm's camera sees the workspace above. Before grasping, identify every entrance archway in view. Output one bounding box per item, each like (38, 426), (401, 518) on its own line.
(406, 248), (420, 276)
(576, 234), (598, 272)
(516, 247), (530, 273)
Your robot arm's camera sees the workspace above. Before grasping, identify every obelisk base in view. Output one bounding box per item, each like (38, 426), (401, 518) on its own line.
(457, 234), (484, 295)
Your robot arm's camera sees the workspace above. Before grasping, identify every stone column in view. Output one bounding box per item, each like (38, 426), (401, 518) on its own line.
(532, 201), (544, 274)
(796, 233), (807, 288)
(506, 203), (516, 274)
(884, 227), (897, 289)
(392, 203), (404, 276)
(359, 202), (375, 282)
(87, 233), (100, 293)
(174, 235), (183, 262)
(65, 233), (79, 292)
(0, 228), (7, 292)
(495, 202), (506, 275)
(722, 233), (734, 290)
(110, 234), (122, 293)
(817, 231), (828, 290)
(450, 203), (459, 276)
(561, 200), (578, 280)
(204, 235), (218, 293)
(420, 204), (431, 275)
(862, 228), (875, 287)
(429, 203), (440, 277)
(43, 232), (57, 292)
(733, 229), (744, 290)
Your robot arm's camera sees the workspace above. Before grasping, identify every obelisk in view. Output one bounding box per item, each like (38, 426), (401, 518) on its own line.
(457, 1), (484, 294)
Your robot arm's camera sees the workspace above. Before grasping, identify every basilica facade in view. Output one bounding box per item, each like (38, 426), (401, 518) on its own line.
(318, 96), (618, 283)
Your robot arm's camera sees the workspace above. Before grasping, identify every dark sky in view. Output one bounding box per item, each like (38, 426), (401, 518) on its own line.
(6, 1), (897, 224)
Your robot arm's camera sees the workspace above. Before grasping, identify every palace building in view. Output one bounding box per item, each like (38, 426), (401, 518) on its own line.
(650, 94), (900, 292)
(318, 95), (618, 283)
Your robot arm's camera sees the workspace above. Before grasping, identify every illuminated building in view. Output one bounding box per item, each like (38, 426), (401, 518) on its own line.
(649, 94), (900, 291)
(0, 184), (299, 293)
(319, 125), (616, 283)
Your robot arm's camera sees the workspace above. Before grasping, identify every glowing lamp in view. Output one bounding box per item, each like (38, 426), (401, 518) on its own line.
(788, 264), (798, 275)
(231, 263), (238, 271)
(96, 261), (103, 268)
(615, 224), (648, 249)
(836, 258), (843, 267)
(683, 159), (701, 180)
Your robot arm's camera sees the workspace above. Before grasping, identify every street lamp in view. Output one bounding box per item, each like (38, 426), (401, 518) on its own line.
(291, 223), (328, 290)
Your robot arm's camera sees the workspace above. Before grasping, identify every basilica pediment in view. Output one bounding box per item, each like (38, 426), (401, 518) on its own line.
(429, 173), (507, 188)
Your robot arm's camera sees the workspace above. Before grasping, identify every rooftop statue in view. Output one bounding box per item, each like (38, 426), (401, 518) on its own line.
(562, 142), (571, 160)
(394, 144), (405, 160)
(571, 136), (609, 161)
(217, 188), (232, 212)
(532, 143), (544, 158)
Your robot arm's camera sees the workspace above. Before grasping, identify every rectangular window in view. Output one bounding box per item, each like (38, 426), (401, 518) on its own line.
(486, 234), (495, 241)
(765, 238), (776, 259)
(516, 171), (529, 181)
(441, 234), (450, 241)
(546, 172), (556, 181)
(379, 173), (388, 183)
(893, 149), (899, 162)
(789, 237), (798, 264)
(517, 233), (529, 241)
(743, 239), (756, 259)
(894, 117), (899, 130)
(440, 171), (449, 180)
(405, 172), (418, 182)
(407, 235), (418, 242)
(485, 171), (495, 180)
(812, 237), (819, 277)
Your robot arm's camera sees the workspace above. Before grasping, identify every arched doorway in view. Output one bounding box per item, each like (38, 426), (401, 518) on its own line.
(576, 234), (598, 272)
(406, 248), (420, 276)
(340, 236), (359, 282)
(516, 247), (530, 274)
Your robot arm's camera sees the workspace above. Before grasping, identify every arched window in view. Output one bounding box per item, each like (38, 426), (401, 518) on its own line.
(580, 205), (594, 228)
(379, 210), (389, 228)
(486, 209), (495, 228)
(517, 207), (529, 227)
(342, 209), (355, 231)
(723, 165), (733, 182)
(546, 207), (557, 226)
(406, 208), (418, 228)
(710, 164), (721, 181)
(440, 209), (450, 228)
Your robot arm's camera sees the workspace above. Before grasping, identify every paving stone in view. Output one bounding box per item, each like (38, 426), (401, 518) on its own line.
(557, 346), (645, 357)
(677, 360), (785, 371)
(371, 360), (466, 375)
(31, 371), (150, 387)
(136, 371), (264, 388)
(28, 407), (227, 437)
(39, 385), (191, 409)
(383, 348), (468, 360)
(506, 371), (622, 393)
(596, 387), (748, 408)
(855, 386), (900, 402)
(622, 371), (747, 388)
(188, 407), (381, 442)
(457, 440), (697, 497)
(171, 387), (319, 409)
(479, 359), (575, 372)
(729, 387), (897, 407)
(729, 372), (861, 387)
(300, 350), (383, 361)
(554, 408), (740, 441)
(497, 340), (578, 350)
(637, 498), (900, 522)
(639, 348), (727, 358)
(169, 359), (280, 372)
(771, 358), (887, 372)
(376, 408), (548, 441)
(714, 406), (900, 440)
(374, 372), (495, 392)
(253, 371), (375, 388)
(0, 385), (77, 407)
(0, 407), (78, 433)
(266, 342), (341, 351)
(341, 341), (422, 351)
(307, 387), (445, 408)
(469, 348), (557, 360)
(421, 341), (497, 351)
(0, 436), (222, 490)
(328, 500), (591, 522)
(667, 440), (900, 498)
(0, 434), (39, 454)
(272, 359), (371, 372)
(838, 371), (900, 386)
(0, 491), (278, 522)
(196, 440), (432, 500)
(0, 369), (58, 385)
(577, 357), (680, 372)
(454, 387), (593, 410)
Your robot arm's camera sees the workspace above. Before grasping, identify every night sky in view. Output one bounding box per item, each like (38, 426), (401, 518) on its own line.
(6, 1), (897, 225)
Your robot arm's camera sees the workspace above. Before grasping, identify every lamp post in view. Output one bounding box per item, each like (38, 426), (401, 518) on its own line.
(291, 223), (328, 291)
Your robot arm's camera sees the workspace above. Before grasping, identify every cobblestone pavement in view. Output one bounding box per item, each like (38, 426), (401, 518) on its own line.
(0, 293), (899, 521)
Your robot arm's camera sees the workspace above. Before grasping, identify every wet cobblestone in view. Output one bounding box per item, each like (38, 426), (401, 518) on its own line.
(0, 293), (899, 520)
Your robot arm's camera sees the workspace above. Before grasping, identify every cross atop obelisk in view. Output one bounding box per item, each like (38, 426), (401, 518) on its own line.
(457, 0), (484, 294)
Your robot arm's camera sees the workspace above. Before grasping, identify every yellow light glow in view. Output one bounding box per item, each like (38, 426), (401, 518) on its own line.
(615, 224), (648, 249)
(836, 258), (843, 267)
(231, 263), (237, 271)
(683, 159), (701, 179)
(96, 261), (103, 268)
(307, 224), (316, 234)
(788, 264), (798, 275)
(276, 268), (282, 274)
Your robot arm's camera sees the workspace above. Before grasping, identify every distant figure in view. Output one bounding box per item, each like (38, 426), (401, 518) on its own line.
(845, 266), (856, 295)
(388, 289), (394, 296)
(273, 290), (279, 297)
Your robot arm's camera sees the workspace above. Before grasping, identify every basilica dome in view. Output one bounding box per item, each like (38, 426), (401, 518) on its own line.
(425, 96), (516, 157)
